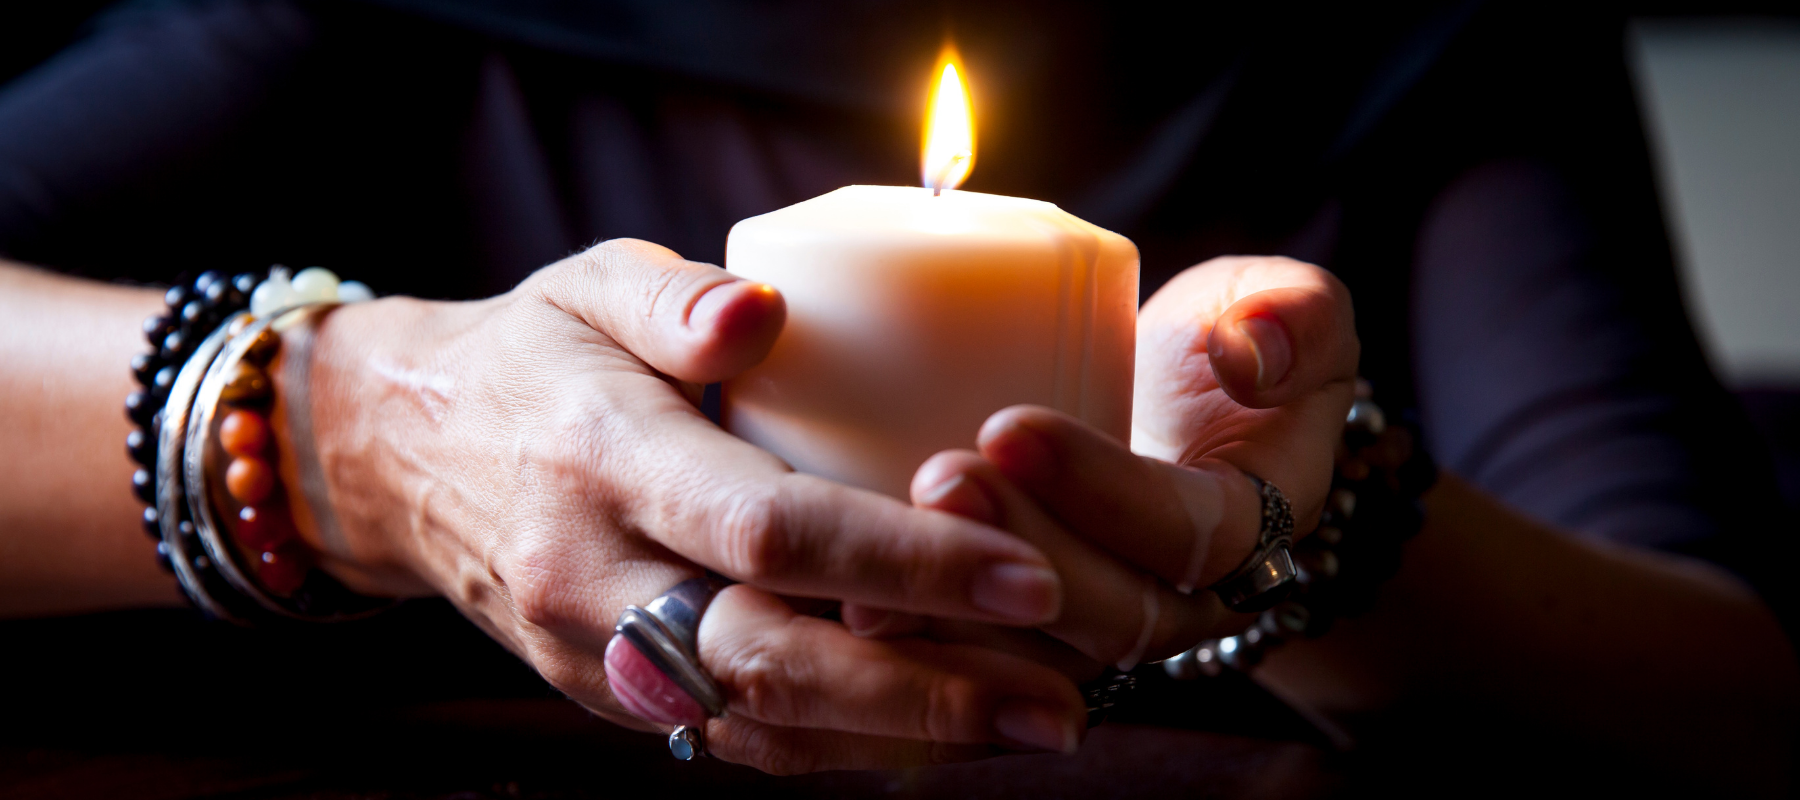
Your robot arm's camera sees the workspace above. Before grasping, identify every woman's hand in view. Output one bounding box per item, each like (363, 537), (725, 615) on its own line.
(846, 256), (1358, 672)
(271, 240), (1089, 772)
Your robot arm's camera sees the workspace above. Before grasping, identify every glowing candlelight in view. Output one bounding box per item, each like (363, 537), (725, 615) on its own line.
(723, 59), (1139, 499)
(922, 59), (975, 194)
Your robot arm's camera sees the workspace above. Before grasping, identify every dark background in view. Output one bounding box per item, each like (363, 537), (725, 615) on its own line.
(2, 1), (1798, 797)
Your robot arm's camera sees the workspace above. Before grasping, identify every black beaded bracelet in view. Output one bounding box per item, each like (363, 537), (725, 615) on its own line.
(1161, 391), (1437, 678)
(127, 269), (264, 567)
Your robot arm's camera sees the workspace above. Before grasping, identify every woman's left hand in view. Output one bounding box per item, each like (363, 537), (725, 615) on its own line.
(845, 256), (1360, 673)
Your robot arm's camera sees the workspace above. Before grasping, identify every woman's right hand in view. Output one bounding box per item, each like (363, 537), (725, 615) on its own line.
(271, 240), (1089, 772)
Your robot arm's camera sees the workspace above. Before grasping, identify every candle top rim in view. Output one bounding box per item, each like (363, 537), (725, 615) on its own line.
(728, 185), (1132, 248)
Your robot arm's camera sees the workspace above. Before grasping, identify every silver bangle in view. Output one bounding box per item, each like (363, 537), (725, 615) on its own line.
(184, 304), (397, 622)
(155, 312), (243, 621)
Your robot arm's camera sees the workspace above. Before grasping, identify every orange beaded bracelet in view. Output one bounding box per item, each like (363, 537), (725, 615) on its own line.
(180, 302), (393, 621)
(205, 323), (311, 596)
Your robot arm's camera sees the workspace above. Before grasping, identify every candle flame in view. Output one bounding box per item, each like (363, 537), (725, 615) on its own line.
(922, 57), (975, 195)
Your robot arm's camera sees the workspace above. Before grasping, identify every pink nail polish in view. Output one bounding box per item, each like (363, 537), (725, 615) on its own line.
(686, 280), (742, 331)
(604, 634), (709, 726)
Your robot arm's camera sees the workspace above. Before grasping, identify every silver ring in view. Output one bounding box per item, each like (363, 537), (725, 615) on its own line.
(614, 577), (728, 758)
(1209, 473), (1298, 613)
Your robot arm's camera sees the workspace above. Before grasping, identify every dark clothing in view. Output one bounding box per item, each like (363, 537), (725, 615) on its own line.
(0, 0), (1789, 789)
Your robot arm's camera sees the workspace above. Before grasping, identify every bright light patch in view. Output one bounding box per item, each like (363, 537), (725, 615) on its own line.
(922, 58), (975, 194)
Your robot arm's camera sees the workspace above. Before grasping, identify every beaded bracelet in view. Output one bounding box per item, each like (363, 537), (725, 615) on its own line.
(1161, 388), (1438, 678)
(129, 267), (385, 624)
(128, 270), (263, 569)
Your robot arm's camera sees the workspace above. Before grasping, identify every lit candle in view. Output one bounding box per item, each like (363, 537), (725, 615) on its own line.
(723, 57), (1139, 499)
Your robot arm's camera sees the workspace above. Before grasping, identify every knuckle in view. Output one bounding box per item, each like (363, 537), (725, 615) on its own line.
(637, 260), (687, 325)
(723, 640), (805, 723)
(504, 535), (580, 632)
(527, 238), (672, 309)
(716, 486), (797, 583)
(918, 671), (984, 742)
(510, 576), (568, 632)
(528, 246), (610, 299)
(571, 238), (658, 277)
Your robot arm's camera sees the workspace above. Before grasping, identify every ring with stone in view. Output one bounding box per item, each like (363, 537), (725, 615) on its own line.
(1209, 473), (1299, 613)
(605, 577), (728, 759)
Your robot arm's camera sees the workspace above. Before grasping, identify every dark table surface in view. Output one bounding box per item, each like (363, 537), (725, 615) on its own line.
(0, 606), (1354, 800)
(0, 699), (1345, 800)
(2, 599), (1708, 798)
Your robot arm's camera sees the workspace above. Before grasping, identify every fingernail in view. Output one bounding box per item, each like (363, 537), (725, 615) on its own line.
(920, 473), (1000, 525)
(994, 700), (1080, 755)
(1237, 316), (1292, 390)
(687, 280), (747, 331)
(841, 603), (895, 636)
(978, 417), (1056, 485)
(971, 563), (1061, 624)
(604, 634), (709, 726)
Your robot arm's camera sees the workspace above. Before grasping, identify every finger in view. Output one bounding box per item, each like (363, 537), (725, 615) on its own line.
(585, 384), (1064, 625)
(603, 586), (1087, 752)
(534, 238), (787, 383)
(550, 617), (1005, 773)
(1139, 255), (1357, 410)
(831, 470), (1005, 639)
(840, 602), (1102, 682)
(500, 355), (1065, 632)
(705, 586), (1085, 751)
(1207, 286), (1356, 408)
(976, 406), (1264, 592)
(912, 451), (1232, 667)
(912, 618), (1104, 683)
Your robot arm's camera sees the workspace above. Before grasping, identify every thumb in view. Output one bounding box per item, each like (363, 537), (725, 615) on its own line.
(1140, 256), (1358, 410)
(1206, 281), (1358, 408)
(537, 238), (786, 383)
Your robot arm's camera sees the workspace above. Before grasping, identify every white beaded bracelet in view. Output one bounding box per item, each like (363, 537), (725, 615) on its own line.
(249, 266), (374, 317)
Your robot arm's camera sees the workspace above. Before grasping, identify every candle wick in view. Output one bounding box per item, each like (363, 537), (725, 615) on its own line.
(929, 151), (970, 196)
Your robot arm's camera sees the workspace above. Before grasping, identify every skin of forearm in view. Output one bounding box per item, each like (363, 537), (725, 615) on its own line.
(0, 263), (182, 616)
(1259, 473), (1800, 790)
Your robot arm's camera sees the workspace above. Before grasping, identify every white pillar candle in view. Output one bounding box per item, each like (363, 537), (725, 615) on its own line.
(723, 187), (1138, 498)
(721, 59), (1139, 500)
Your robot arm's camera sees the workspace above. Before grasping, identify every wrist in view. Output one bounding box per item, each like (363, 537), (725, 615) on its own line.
(271, 295), (457, 599)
